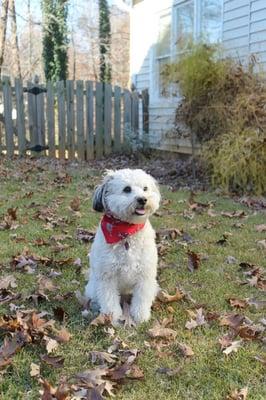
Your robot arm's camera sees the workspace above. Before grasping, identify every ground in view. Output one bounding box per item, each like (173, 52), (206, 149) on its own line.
(0, 157), (265, 400)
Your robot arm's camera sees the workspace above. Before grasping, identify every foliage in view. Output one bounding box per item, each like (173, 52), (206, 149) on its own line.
(204, 128), (266, 195)
(99, 0), (112, 83)
(162, 42), (266, 194)
(42, 0), (69, 82)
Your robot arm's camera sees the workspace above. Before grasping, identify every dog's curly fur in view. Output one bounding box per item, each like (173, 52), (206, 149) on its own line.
(85, 169), (161, 324)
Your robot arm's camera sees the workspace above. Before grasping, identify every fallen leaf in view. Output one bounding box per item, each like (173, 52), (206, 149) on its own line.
(30, 362), (40, 377)
(76, 228), (95, 243)
(38, 276), (58, 292)
(177, 342), (194, 357)
(257, 239), (266, 250)
(187, 250), (201, 272)
(221, 211), (246, 218)
(226, 387), (248, 400)
(156, 228), (182, 241)
(148, 320), (177, 340)
(44, 337), (59, 354)
(40, 354), (64, 368)
(228, 298), (248, 309)
(90, 314), (112, 327)
(90, 351), (117, 365)
(185, 308), (206, 330)
(0, 275), (17, 290)
(219, 314), (246, 329)
(39, 378), (70, 400)
(255, 224), (266, 232)
(246, 298), (266, 309)
(70, 197), (81, 211)
(225, 256), (238, 264)
(157, 287), (184, 303)
(223, 340), (242, 355)
(254, 355), (266, 365)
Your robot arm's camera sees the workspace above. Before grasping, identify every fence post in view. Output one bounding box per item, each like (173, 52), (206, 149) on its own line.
(66, 80), (75, 160)
(2, 76), (14, 157)
(104, 83), (112, 156)
(123, 89), (132, 151)
(46, 81), (55, 158)
(76, 80), (85, 161)
(57, 80), (66, 159)
(14, 78), (26, 156)
(85, 81), (94, 160)
(142, 88), (149, 149)
(114, 86), (121, 152)
(95, 82), (104, 159)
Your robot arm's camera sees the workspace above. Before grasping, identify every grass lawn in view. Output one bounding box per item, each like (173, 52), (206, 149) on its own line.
(0, 157), (265, 400)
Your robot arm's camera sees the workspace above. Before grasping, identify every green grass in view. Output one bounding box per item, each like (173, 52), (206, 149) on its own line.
(0, 158), (265, 400)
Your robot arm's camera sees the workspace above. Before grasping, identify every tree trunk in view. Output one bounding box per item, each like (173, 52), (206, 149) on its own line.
(0, 0), (9, 76)
(10, 0), (22, 78)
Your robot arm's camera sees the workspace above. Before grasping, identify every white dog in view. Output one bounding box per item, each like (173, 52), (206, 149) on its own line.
(85, 168), (161, 324)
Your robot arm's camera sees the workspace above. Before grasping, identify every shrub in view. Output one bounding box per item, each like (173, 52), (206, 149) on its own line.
(162, 43), (266, 194)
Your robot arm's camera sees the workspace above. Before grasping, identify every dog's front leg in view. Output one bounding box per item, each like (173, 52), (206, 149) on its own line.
(130, 278), (158, 324)
(96, 279), (122, 324)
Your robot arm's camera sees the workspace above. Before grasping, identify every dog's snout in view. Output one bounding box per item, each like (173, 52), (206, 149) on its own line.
(137, 197), (147, 206)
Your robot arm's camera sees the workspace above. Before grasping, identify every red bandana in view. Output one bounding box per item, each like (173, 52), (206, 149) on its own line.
(101, 214), (145, 244)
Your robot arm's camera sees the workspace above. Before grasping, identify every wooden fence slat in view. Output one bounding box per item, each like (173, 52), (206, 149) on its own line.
(57, 81), (66, 159)
(85, 81), (94, 160)
(95, 82), (103, 159)
(123, 89), (132, 149)
(37, 86), (45, 147)
(76, 80), (85, 161)
(27, 81), (34, 148)
(14, 78), (26, 156)
(104, 83), (112, 156)
(142, 88), (149, 149)
(114, 85), (121, 152)
(2, 77), (14, 157)
(66, 80), (75, 159)
(46, 81), (55, 158)
(132, 91), (139, 137)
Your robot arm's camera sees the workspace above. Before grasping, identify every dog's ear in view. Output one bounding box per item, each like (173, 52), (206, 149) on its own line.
(92, 184), (105, 212)
(92, 170), (114, 212)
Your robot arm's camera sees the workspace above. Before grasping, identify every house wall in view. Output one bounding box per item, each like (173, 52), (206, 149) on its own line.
(130, 0), (266, 153)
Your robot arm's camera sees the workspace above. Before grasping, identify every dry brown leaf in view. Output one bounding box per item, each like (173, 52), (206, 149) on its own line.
(40, 354), (65, 368)
(90, 351), (117, 365)
(90, 314), (112, 327)
(221, 210), (246, 218)
(70, 197), (81, 211)
(38, 276), (58, 292)
(30, 362), (40, 377)
(177, 342), (194, 357)
(185, 308), (206, 330)
(187, 250), (201, 272)
(257, 239), (266, 250)
(226, 387), (248, 400)
(52, 328), (71, 344)
(44, 337), (59, 354)
(255, 224), (266, 232)
(0, 275), (17, 290)
(223, 340), (242, 355)
(254, 355), (266, 365)
(157, 287), (184, 303)
(148, 320), (177, 340)
(228, 298), (248, 309)
(219, 314), (246, 329)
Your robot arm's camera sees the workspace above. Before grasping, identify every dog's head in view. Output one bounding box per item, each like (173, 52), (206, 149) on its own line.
(92, 169), (160, 223)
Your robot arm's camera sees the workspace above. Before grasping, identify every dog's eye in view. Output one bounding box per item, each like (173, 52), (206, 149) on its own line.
(143, 186), (148, 192)
(123, 186), (132, 193)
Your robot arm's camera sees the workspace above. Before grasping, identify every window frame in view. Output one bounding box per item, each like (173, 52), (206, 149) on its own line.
(150, 0), (223, 105)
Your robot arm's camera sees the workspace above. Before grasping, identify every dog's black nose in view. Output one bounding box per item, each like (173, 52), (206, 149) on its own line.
(137, 197), (147, 206)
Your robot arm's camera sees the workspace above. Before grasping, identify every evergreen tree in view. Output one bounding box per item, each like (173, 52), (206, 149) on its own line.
(99, 0), (111, 83)
(42, 0), (68, 82)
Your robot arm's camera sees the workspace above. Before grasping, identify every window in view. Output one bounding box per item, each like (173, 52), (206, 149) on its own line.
(175, 1), (194, 56)
(154, 0), (222, 99)
(156, 14), (171, 97)
(200, 0), (223, 43)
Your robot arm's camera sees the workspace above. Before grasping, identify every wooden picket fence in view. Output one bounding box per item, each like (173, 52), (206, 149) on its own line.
(0, 77), (149, 160)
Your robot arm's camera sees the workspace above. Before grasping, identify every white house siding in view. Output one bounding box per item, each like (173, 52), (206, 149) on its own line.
(131, 0), (266, 153)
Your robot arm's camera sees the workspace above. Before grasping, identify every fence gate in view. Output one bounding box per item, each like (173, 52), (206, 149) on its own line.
(0, 76), (149, 160)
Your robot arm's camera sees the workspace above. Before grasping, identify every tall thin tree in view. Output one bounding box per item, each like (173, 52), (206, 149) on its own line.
(42, 0), (69, 82)
(99, 0), (111, 83)
(0, 0), (9, 76)
(10, 0), (21, 78)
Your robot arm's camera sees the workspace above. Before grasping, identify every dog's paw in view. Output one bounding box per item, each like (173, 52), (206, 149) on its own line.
(130, 306), (151, 324)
